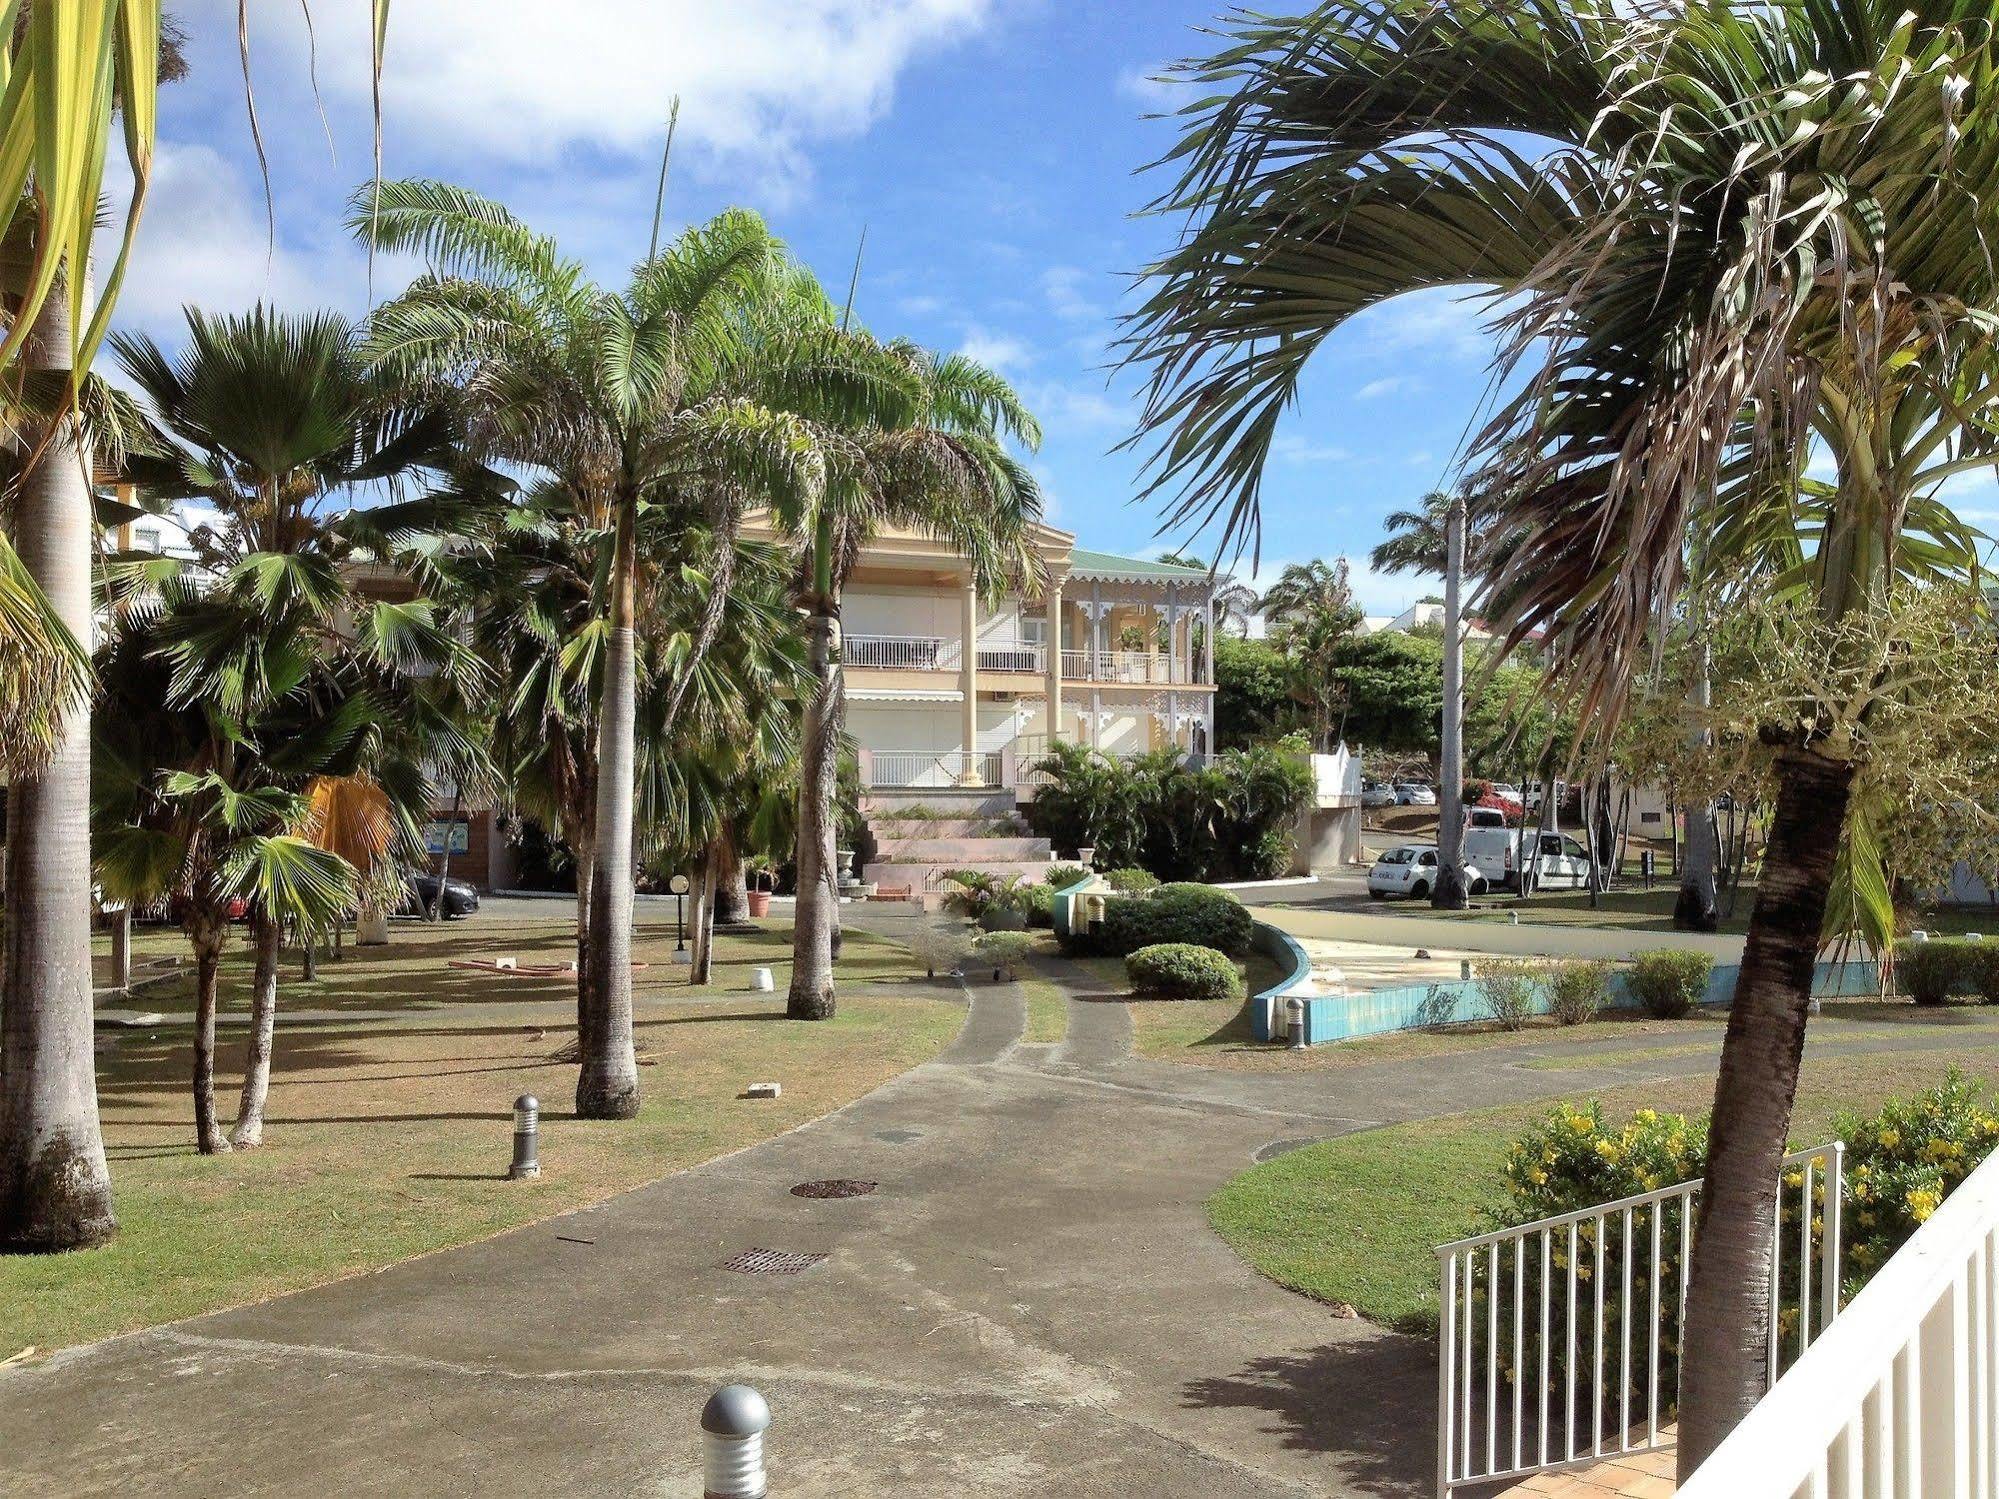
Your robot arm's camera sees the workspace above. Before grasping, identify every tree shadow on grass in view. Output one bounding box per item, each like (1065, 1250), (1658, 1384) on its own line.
(1181, 1330), (1434, 1497)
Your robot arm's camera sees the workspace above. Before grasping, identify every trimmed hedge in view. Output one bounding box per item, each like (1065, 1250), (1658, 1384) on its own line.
(1087, 882), (1254, 958)
(1102, 867), (1160, 894)
(1901, 938), (1999, 1006)
(972, 930), (1036, 980)
(1126, 943), (1244, 1001)
(1627, 949), (1714, 1018)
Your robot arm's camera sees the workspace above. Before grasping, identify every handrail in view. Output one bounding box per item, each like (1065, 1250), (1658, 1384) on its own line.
(1678, 1139), (1999, 1498)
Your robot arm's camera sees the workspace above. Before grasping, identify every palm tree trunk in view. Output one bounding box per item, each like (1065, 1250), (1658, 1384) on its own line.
(572, 836), (594, 1045)
(688, 840), (719, 985)
(713, 828), (750, 926)
(230, 910), (282, 1150)
(1433, 495), (1468, 908)
(0, 287), (116, 1251)
(788, 604), (841, 1020)
(428, 790), (463, 922)
(1677, 746), (1855, 1478)
(189, 921), (229, 1155)
(110, 906), (132, 993)
(1675, 644), (1721, 930)
(578, 498), (641, 1119)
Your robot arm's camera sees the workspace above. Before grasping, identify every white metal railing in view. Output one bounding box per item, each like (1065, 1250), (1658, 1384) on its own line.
(1679, 1141), (1999, 1499)
(1438, 1142), (1844, 1496)
(865, 750), (1004, 789)
(1058, 648), (1194, 684)
(975, 640), (1046, 674)
(842, 634), (959, 671)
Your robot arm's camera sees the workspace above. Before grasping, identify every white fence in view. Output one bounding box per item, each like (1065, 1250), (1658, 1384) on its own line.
(843, 634), (959, 671)
(1438, 1143), (1843, 1496)
(864, 750), (1003, 789)
(1680, 1140), (1999, 1499)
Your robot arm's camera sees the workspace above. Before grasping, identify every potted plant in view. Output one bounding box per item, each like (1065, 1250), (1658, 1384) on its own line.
(746, 867), (774, 918)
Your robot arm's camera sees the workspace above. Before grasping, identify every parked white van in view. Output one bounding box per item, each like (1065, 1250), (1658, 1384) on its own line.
(1462, 828), (1595, 890)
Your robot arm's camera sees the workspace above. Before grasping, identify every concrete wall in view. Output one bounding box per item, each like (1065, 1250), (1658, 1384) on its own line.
(1290, 806), (1362, 875)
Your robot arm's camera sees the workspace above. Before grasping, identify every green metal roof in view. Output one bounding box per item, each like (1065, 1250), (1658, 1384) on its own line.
(1067, 548), (1214, 583)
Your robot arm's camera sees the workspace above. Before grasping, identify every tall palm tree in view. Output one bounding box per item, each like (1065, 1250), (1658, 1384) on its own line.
(1256, 557), (1358, 626)
(1126, 0), (1999, 1469)
(355, 185), (841, 1117)
(783, 343), (1042, 1022)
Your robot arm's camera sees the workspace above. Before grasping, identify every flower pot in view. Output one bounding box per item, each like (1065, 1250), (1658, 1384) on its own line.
(746, 890), (772, 918)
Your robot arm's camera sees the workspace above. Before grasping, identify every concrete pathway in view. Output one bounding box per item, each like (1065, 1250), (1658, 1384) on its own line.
(4, 924), (1962, 1497)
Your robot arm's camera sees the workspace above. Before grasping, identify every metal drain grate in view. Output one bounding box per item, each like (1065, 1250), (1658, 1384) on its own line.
(790, 1179), (877, 1199)
(722, 1247), (827, 1276)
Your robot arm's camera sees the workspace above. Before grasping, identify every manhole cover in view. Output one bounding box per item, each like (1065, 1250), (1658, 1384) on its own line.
(790, 1179), (877, 1199)
(722, 1248), (826, 1276)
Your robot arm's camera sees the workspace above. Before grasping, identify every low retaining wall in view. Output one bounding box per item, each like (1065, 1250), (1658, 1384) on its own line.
(1249, 950), (1882, 1047)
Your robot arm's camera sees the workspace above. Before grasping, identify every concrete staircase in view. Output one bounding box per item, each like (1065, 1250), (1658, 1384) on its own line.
(859, 788), (1058, 898)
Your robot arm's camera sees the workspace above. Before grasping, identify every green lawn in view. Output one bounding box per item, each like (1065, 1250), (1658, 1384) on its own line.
(1208, 1041), (1999, 1333)
(5, 915), (960, 1357)
(1385, 881), (1999, 939)
(1019, 977), (1071, 1044)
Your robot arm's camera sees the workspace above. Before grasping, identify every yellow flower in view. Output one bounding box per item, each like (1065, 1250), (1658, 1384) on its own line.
(1530, 1169), (1548, 1186)
(1906, 1187), (1942, 1223)
(1595, 1140), (1624, 1165)
(1636, 1109), (1658, 1125)
(1784, 1170), (1804, 1189)
(1879, 1128), (1902, 1150)
(1570, 1114), (1594, 1135)
(1543, 1148), (1559, 1165)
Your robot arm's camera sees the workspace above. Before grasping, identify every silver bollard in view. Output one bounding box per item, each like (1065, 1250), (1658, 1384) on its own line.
(702, 1384), (771, 1498)
(1286, 995), (1306, 1050)
(509, 1093), (540, 1180)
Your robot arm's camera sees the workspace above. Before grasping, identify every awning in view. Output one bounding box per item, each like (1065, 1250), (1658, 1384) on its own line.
(847, 688), (965, 703)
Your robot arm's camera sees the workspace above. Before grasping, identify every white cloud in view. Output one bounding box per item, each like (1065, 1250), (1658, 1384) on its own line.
(1024, 379), (1128, 434)
(1352, 288), (1505, 360)
(241, 0), (992, 195)
(104, 141), (406, 334)
(1272, 434), (1351, 465)
(1357, 375), (1421, 400)
(959, 329), (1033, 373)
(1042, 266), (1101, 323)
(1117, 64), (1180, 109)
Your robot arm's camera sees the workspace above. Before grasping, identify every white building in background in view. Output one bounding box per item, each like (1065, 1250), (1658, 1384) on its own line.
(747, 514), (1223, 793)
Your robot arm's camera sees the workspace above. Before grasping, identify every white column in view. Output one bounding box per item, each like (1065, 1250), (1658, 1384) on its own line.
(1204, 595), (1216, 684)
(1090, 688), (1102, 750)
(1166, 583), (1182, 685)
(1090, 579), (1103, 679)
(1044, 580), (1064, 746)
(961, 580), (981, 784)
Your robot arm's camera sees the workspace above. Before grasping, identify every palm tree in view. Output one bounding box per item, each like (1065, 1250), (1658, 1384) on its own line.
(1126, 0), (1999, 1468)
(782, 343), (1042, 1021)
(1257, 557), (1358, 626)
(101, 305), (476, 1151)
(355, 185), (836, 1116)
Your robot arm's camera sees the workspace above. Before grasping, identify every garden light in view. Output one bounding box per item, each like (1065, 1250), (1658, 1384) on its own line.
(508, 1094), (540, 1180)
(701, 1383), (771, 1498)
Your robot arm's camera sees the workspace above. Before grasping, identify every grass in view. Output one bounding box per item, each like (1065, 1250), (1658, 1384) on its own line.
(4, 913), (960, 1357)
(1207, 1041), (1999, 1333)
(1019, 977), (1071, 1045)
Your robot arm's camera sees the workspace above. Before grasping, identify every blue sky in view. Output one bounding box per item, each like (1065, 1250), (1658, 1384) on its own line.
(122, 2), (1999, 610)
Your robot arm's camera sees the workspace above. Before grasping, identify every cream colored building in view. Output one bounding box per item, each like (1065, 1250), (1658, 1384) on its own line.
(785, 519), (1221, 796)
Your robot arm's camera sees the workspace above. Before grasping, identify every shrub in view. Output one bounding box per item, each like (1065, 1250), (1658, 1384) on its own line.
(1023, 883), (1057, 929)
(972, 930), (1036, 980)
(1125, 943), (1244, 1001)
(1096, 883), (1254, 957)
(1898, 938), (1998, 1006)
(1102, 867), (1159, 894)
(1840, 1072), (1999, 1277)
(1045, 863), (1090, 890)
(1547, 959), (1614, 1027)
(1627, 949), (1713, 1018)
(1238, 827), (1291, 881)
(1475, 959), (1540, 1031)
(904, 924), (972, 979)
(938, 869), (1020, 922)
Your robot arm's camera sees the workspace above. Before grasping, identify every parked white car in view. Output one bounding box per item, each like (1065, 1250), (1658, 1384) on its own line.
(1487, 782), (1524, 806)
(1461, 828), (1594, 890)
(1393, 782), (1438, 806)
(1360, 780), (1397, 808)
(1367, 844), (1487, 900)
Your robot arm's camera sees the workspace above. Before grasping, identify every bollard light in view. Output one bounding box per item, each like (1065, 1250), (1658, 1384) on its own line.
(509, 1093), (540, 1180)
(702, 1384), (771, 1499)
(750, 966), (774, 992)
(1286, 995), (1307, 1050)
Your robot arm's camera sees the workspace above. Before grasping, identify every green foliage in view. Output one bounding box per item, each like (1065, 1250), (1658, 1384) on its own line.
(1044, 863), (1090, 889)
(1627, 949), (1714, 1018)
(1024, 739), (1310, 881)
(1840, 1075), (1999, 1281)
(904, 924), (973, 979)
(1547, 959), (1615, 1027)
(1126, 942), (1245, 1001)
(1502, 1102), (1708, 1222)
(1023, 882), (1057, 929)
(1899, 939), (1999, 1006)
(1086, 883), (1254, 958)
(1474, 959), (1540, 1031)
(1102, 867), (1160, 893)
(972, 929), (1036, 979)
(937, 869), (1023, 922)
(1214, 634), (1298, 748)
(1239, 828), (1291, 881)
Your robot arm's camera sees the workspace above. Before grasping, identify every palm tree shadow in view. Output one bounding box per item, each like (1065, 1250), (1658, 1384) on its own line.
(1181, 1331), (1436, 1497)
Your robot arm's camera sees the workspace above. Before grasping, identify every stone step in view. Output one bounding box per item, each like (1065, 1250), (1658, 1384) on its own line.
(863, 816), (1027, 839)
(859, 787), (1018, 819)
(870, 835), (1051, 861)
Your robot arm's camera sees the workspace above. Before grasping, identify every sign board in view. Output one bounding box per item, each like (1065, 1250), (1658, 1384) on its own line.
(423, 819), (470, 856)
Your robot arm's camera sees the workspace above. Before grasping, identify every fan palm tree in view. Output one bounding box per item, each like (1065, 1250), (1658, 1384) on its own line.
(101, 305), (477, 1151)
(782, 342), (1042, 1022)
(1127, 0), (1999, 1468)
(355, 185), (859, 1115)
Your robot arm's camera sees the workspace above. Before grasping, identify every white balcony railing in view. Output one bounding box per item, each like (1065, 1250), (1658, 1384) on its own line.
(976, 640), (1045, 674)
(842, 634), (959, 671)
(1059, 648), (1193, 684)
(864, 750), (1004, 789)
(1679, 1139), (1999, 1499)
(1438, 1143), (1844, 1496)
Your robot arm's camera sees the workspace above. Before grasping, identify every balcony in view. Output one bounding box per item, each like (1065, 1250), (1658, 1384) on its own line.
(841, 634), (1202, 685)
(1059, 648), (1197, 685)
(863, 750), (1005, 789)
(843, 634), (960, 671)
